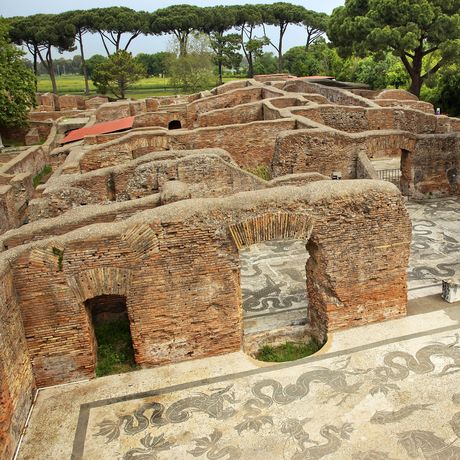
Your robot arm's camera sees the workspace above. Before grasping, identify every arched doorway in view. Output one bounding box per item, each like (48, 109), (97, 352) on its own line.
(168, 120), (182, 130)
(84, 294), (136, 376)
(241, 239), (313, 356)
(229, 212), (325, 359)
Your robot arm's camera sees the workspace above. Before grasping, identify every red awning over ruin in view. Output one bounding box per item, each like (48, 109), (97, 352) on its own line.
(60, 116), (135, 144)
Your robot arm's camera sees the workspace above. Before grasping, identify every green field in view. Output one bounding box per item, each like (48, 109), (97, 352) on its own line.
(37, 74), (240, 99)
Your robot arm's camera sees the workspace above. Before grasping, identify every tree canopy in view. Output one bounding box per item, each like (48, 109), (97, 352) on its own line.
(259, 2), (306, 71)
(0, 19), (35, 132)
(92, 50), (146, 99)
(87, 7), (149, 56)
(8, 14), (75, 94)
(329, 0), (460, 96)
(150, 5), (204, 57)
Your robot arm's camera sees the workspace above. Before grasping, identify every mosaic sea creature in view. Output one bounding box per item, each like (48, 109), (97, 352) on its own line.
(95, 385), (237, 442)
(397, 430), (460, 459)
(370, 403), (432, 424)
(123, 433), (172, 460)
(375, 334), (460, 381)
(188, 429), (241, 459)
(290, 423), (354, 460)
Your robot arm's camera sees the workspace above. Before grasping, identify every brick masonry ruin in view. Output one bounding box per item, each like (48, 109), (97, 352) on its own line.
(0, 75), (459, 459)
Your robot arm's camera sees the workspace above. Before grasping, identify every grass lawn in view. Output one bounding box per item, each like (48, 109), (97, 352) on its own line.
(94, 317), (138, 377)
(255, 340), (322, 362)
(37, 74), (242, 99)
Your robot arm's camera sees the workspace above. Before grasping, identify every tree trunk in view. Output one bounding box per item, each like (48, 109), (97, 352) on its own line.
(305, 30), (312, 51)
(47, 50), (58, 94)
(409, 48), (423, 97)
(409, 74), (422, 97)
(37, 46), (58, 94)
(79, 30), (90, 96)
(33, 48), (38, 91)
(240, 27), (254, 78)
(218, 59), (223, 85)
(180, 36), (187, 57)
(119, 78), (125, 99)
(277, 28), (284, 72)
(247, 53), (254, 78)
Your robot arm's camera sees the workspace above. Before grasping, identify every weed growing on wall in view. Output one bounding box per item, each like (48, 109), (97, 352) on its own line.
(245, 165), (271, 181)
(32, 164), (52, 187)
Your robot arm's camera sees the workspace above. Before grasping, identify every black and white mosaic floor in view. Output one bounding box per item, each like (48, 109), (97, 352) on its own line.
(74, 326), (460, 459)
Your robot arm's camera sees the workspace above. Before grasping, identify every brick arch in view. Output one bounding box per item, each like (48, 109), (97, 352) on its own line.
(66, 267), (133, 304)
(228, 212), (314, 249)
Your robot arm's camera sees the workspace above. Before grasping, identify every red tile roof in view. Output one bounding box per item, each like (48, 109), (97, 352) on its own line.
(60, 116), (135, 144)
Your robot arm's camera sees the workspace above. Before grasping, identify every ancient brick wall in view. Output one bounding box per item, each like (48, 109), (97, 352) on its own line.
(272, 129), (360, 178)
(30, 150), (267, 218)
(374, 89), (419, 101)
(410, 135), (460, 197)
(168, 119), (296, 168)
(58, 95), (86, 111)
(29, 110), (83, 122)
(197, 102), (263, 127)
(375, 99), (434, 114)
(272, 128), (420, 178)
(215, 80), (250, 94)
(133, 111), (187, 129)
(0, 181), (410, 390)
(186, 87), (263, 124)
(283, 80), (375, 108)
(0, 264), (35, 460)
(2, 195), (160, 250)
(79, 119), (296, 172)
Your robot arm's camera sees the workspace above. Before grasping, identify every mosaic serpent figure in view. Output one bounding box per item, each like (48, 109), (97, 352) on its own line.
(289, 423), (354, 460)
(375, 335), (460, 381)
(242, 366), (362, 420)
(95, 385), (237, 441)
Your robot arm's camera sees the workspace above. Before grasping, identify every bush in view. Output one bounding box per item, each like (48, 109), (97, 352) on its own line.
(168, 52), (216, 92)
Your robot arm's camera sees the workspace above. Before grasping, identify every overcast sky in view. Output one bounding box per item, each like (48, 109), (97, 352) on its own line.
(1, 1), (345, 59)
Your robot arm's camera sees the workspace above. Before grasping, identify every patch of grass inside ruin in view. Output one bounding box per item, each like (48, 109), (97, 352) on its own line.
(32, 164), (52, 187)
(94, 318), (138, 377)
(256, 340), (321, 362)
(246, 165), (271, 181)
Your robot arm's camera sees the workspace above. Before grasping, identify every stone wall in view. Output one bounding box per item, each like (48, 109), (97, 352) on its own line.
(0, 123), (60, 234)
(186, 87), (263, 124)
(78, 119), (297, 172)
(0, 181), (410, 390)
(411, 135), (460, 197)
(198, 102), (264, 127)
(0, 263), (35, 460)
(28, 150), (267, 219)
(169, 119), (296, 168)
(292, 105), (458, 134)
(283, 80), (375, 108)
(272, 128), (419, 178)
(95, 100), (148, 122)
(1, 195), (160, 251)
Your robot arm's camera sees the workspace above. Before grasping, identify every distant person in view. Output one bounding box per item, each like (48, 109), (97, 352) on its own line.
(436, 107), (441, 115)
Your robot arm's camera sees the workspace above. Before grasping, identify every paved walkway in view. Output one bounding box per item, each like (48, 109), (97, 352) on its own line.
(16, 198), (460, 460)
